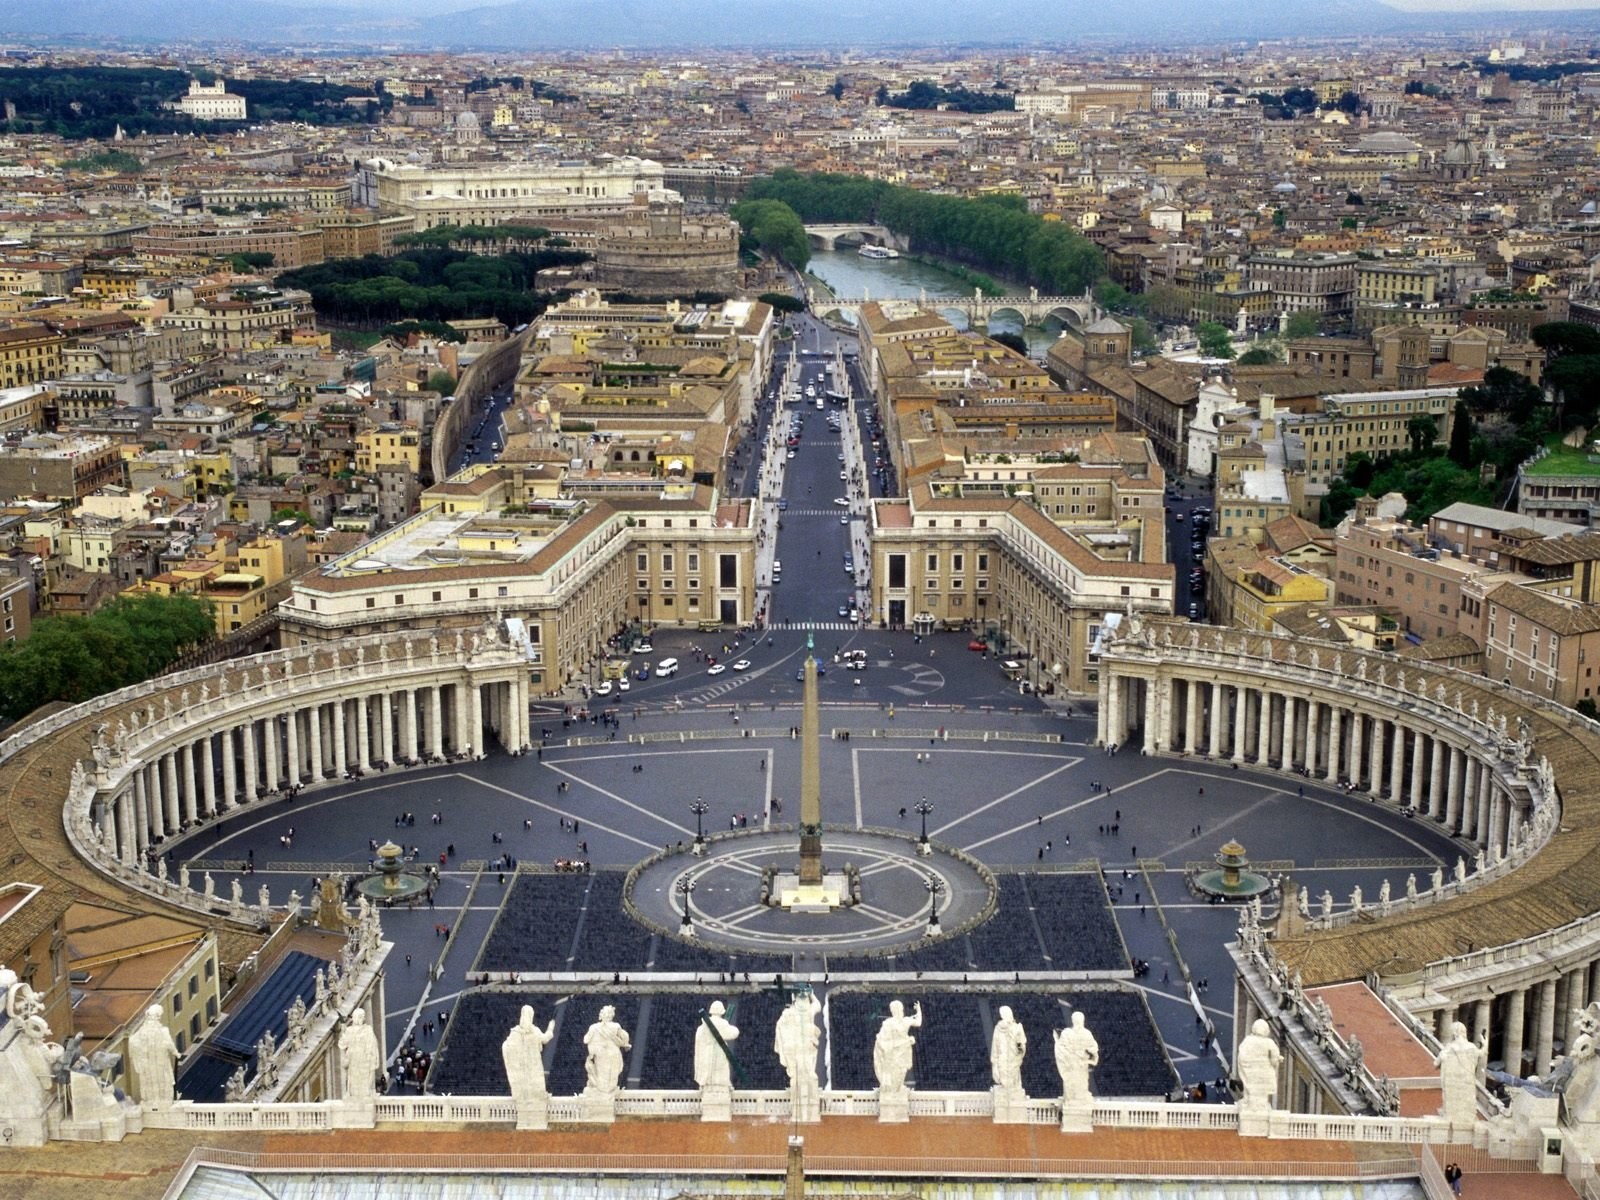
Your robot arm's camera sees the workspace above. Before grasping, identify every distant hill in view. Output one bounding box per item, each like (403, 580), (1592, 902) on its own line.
(2, 0), (1599, 47)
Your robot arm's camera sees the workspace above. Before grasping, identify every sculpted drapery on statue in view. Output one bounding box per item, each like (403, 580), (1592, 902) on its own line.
(1435, 1020), (1486, 1125)
(873, 999), (923, 1095)
(1053, 1011), (1099, 1102)
(339, 1009), (381, 1101)
(583, 1005), (631, 1096)
(127, 1004), (180, 1105)
(501, 1004), (555, 1103)
(991, 1005), (1027, 1096)
(775, 990), (822, 1096)
(1237, 1018), (1283, 1113)
(693, 1000), (739, 1090)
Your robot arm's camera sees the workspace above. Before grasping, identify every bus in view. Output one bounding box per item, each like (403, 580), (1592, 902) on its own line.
(825, 389), (848, 405)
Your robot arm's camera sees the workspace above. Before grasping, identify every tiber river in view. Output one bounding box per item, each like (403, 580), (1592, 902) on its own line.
(806, 247), (1068, 358)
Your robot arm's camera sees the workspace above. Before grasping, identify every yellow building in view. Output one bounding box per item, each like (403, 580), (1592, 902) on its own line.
(356, 425), (422, 474)
(0, 323), (66, 388)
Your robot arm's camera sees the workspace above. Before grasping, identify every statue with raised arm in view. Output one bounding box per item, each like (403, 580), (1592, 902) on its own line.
(128, 1004), (180, 1106)
(693, 1000), (740, 1091)
(1237, 1018), (1283, 1114)
(991, 1005), (1028, 1101)
(501, 1004), (555, 1108)
(1435, 1020), (1486, 1126)
(873, 999), (923, 1097)
(1053, 1011), (1099, 1104)
(338, 1009), (380, 1102)
(582, 1005), (630, 1097)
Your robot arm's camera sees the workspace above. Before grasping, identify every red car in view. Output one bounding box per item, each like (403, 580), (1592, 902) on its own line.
(968, 640), (987, 652)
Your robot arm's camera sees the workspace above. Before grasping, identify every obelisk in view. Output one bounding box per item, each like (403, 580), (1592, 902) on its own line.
(797, 632), (824, 886)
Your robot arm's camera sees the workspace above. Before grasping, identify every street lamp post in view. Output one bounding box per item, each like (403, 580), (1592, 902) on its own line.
(690, 799), (710, 852)
(914, 798), (933, 856)
(678, 875), (696, 933)
(925, 876), (944, 931)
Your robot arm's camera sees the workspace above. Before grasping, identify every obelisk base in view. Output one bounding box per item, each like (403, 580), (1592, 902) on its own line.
(773, 872), (846, 912)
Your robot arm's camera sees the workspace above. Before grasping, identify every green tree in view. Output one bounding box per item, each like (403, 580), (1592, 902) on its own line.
(1447, 400), (1474, 467)
(1285, 311), (1320, 338)
(758, 291), (805, 313)
(829, 77), (845, 101)
(1460, 366), (1543, 424)
(991, 332), (1028, 355)
(427, 369), (457, 397)
(1236, 345), (1281, 366)
(1196, 322), (1234, 359)
(1272, 207), (1287, 230)
(729, 199), (810, 270)
(225, 251), (275, 272)
(1408, 414), (1438, 454)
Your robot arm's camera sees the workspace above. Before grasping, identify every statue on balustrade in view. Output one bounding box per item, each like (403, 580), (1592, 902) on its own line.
(582, 1005), (631, 1097)
(693, 1000), (739, 1091)
(775, 990), (822, 1107)
(873, 999), (922, 1096)
(338, 1009), (381, 1102)
(127, 1004), (180, 1106)
(501, 1004), (555, 1103)
(1237, 1019), (1282, 1113)
(1435, 1020), (1486, 1126)
(1053, 1011), (1098, 1103)
(991, 1005), (1027, 1099)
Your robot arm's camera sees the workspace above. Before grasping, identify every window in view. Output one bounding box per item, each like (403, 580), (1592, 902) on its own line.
(172, 994), (182, 1014)
(366, 597), (375, 609)
(188, 975), (198, 997)
(687, 553), (699, 572)
(952, 554), (963, 572)
(497, 586), (508, 598)
(394, 593), (404, 606)
(637, 553), (647, 571)
(661, 553), (674, 572)
(432, 591), (441, 602)
(926, 553), (938, 571)
(468, 588), (478, 599)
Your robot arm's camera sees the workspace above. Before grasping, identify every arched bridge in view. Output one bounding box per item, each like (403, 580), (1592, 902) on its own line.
(818, 288), (1099, 331)
(803, 224), (908, 251)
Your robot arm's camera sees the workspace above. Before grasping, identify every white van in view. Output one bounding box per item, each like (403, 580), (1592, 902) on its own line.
(655, 657), (679, 677)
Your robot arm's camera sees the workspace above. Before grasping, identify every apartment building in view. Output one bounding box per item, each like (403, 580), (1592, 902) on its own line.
(1244, 252), (1357, 319)
(0, 324), (66, 389)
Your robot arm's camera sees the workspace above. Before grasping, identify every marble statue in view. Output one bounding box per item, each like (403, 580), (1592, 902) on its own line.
(1053, 1011), (1099, 1103)
(1350, 885), (1363, 911)
(180, 864), (190, 891)
(1355, 657), (1367, 681)
(230, 879), (243, 907)
(339, 1010), (381, 1101)
(1432, 866), (1444, 893)
(203, 872), (215, 900)
(991, 1005), (1027, 1098)
(258, 885), (271, 912)
(582, 1005), (631, 1096)
(775, 990), (822, 1118)
(501, 1004), (555, 1103)
(1321, 890), (1334, 918)
(1406, 873), (1418, 900)
(1297, 887), (1309, 917)
(873, 1000), (923, 1096)
(127, 1004), (180, 1105)
(1237, 1018), (1283, 1113)
(156, 858), (167, 883)
(693, 1000), (740, 1091)
(0, 968), (60, 1143)
(1435, 1020), (1486, 1125)
(1454, 857), (1467, 885)
(1475, 849), (1487, 875)
(1551, 1003), (1600, 1127)
(1378, 879), (1391, 913)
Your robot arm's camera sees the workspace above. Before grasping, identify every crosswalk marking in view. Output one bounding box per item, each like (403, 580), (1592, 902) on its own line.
(766, 621), (859, 631)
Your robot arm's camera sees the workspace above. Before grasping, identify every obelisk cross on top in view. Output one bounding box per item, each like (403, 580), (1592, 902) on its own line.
(798, 631), (824, 886)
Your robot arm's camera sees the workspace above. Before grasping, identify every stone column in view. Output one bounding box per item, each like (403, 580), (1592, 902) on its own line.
(1324, 706), (1343, 783)
(308, 702), (324, 781)
(1232, 685), (1247, 763)
(1567, 968), (1590, 1052)
(179, 742), (198, 825)
(263, 716), (280, 793)
(117, 789), (136, 865)
(1369, 719), (1387, 796)
(428, 686), (444, 759)
(1185, 679), (1201, 754)
(1349, 711), (1365, 788)
(469, 684), (484, 758)
(1408, 731), (1426, 810)
(134, 767), (152, 852)
(1444, 746), (1463, 831)
(284, 713), (302, 790)
(242, 720), (261, 802)
(1489, 788), (1508, 858)
(1208, 682), (1224, 756)
(378, 691), (395, 766)
(357, 696), (372, 772)
(1303, 700), (1319, 776)
(1256, 689), (1272, 767)
(201, 735), (217, 818)
(1504, 986), (1526, 1079)
(220, 727), (237, 811)
(401, 689), (419, 763)
(1479, 769), (1497, 851)
(145, 763), (165, 842)
(1535, 976), (1557, 1078)
(1268, 693), (1284, 767)
(1143, 680), (1160, 755)
(332, 700), (347, 777)
(1390, 723), (1407, 801)
(1428, 738), (1446, 820)
(514, 678), (530, 750)
(162, 753), (181, 831)
(1473, 998), (1492, 1048)
(1097, 670), (1112, 747)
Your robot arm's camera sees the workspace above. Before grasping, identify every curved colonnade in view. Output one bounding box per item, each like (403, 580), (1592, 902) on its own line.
(1099, 623), (1600, 1083)
(30, 625), (533, 927)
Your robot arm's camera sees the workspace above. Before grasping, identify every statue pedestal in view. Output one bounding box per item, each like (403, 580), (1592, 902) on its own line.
(992, 1087), (1029, 1124)
(1237, 1108), (1271, 1138)
(330, 1100), (377, 1129)
(514, 1096), (549, 1131)
(1059, 1096), (1092, 1133)
(877, 1089), (910, 1123)
(790, 1084), (820, 1125)
(700, 1084), (732, 1123)
(579, 1088), (617, 1124)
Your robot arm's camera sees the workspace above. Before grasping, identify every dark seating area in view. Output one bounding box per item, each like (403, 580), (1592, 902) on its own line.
(429, 991), (643, 1097)
(649, 934), (788, 976)
(474, 873), (591, 972)
(999, 990), (1176, 1099)
(967, 875), (1047, 970)
(1021, 873), (1128, 972)
(568, 873), (652, 972)
(826, 990), (989, 1091)
(633, 992), (788, 1089)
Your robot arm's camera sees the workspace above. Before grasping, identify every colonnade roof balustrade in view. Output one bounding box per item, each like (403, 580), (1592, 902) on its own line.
(1102, 622), (1600, 990)
(0, 623), (527, 971)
